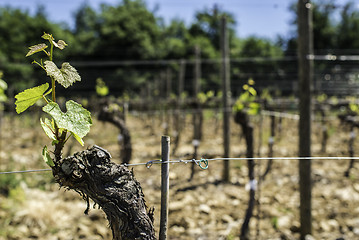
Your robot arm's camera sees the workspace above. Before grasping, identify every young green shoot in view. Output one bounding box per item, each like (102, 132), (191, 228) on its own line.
(15, 33), (92, 166)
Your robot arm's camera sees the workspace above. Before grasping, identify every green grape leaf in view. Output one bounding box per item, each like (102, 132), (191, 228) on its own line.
(42, 145), (55, 167)
(60, 62), (81, 87)
(248, 87), (257, 96)
(26, 43), (48, 57)
(53, 40), (67, 50)
(239, 91), (250, 102)
(96, 85), (109, 97)
(349, 103), (359, 113)
(0, 79), (7, 90)
(15, 83), (49, 114)
(40, 118), (57, 141)
(0, 95), (7, 102)
(72, 132), (84, 146)
(42, 33), (54, 41)
(248, 108), (259, 115)
(44, 61), (62, 82)
(248, 102), (260, 115)
(233, 101), (244, 112)
(44, 61), (81, 88)
(43, 100), (92, 141)
(95, 78), (109, 96)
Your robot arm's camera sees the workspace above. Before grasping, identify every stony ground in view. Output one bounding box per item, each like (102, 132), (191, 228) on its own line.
(0, 111), (359, 240)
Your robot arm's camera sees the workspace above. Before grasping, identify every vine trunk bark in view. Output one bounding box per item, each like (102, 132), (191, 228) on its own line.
(98, 103), (132, 164)
(235, 111), (255, 240)
(52, 146), (156, 240)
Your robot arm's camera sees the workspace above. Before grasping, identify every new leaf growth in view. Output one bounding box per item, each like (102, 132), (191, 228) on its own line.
(14, 33), (92, 166)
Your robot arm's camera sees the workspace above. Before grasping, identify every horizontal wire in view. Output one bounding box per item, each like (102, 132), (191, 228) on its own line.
(0, 169), (52, 175)
(1, 156), (358, 174)
(123, 156), (359, 167)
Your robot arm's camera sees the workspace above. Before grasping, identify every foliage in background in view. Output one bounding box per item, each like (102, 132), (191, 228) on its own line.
(95, 78), (109, 97)
(2, 0), (359, 96)
(0, 71), (7, 110)
(0, 0), (283, 97)
(0, 7), (74, 91)
(233, 78), (260, 115)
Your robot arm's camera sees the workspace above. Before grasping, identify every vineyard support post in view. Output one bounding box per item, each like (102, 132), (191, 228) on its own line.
(298, 0), (313, 239)
(160, 136), (170, 240)
(194, 45), (201, 96)
(221, 16), (231, 182)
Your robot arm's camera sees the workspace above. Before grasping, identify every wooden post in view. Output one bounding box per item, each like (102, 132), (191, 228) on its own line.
(298, 0), (313, 238)
(160, 136), (170, 240)
(221, 16), (231, 182)
(166, 67), (172, 99)
(172, 60), (186, 156)
(178, 59), (185, 98)
(345, 125), (355, 177)
(194, 46), (201, 96)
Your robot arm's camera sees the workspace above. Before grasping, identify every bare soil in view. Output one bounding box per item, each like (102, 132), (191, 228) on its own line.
(0, 111), (359, 240)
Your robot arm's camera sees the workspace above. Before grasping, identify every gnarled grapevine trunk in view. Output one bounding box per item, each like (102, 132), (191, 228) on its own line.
(234, 111), (255, 240)
(98, 103), (132, 164)
(52, 146), (156, 240)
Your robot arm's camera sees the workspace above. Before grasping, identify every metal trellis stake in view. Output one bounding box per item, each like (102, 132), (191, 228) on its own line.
(159, 136), (170, 240)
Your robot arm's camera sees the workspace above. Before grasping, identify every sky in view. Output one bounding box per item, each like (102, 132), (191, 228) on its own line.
(0, 0), (355, 40)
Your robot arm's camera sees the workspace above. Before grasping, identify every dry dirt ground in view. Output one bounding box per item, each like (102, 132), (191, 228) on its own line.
(0, 111), (359, 240)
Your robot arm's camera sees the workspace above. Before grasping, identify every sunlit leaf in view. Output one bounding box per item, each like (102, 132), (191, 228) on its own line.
(249, 102), (260, 109)
(0, 79), (7, 90)
(239, 91), (250, 102)
(53, 40), (68, 50)
(26, 43), (48, 57)
(96, 78), (109, 96)
(248, 87), (257, 96)
(40, 118), (57, 141)
(206, 90), (214, 98)
(44, 61), (81, 88)
(349, 103), (359, 113)
(44, 61), (62, 82)
(15, 83), (49, 114)
(60, 62), (81, 87)
(248, 107), (259, 115)
(248, 78), (255, 85)
(248, 102), (260, 115)
(42, 145), (55, 167)
(96, 85), (109, 97)
(72, 132), (84, 146)
(43, 100), (92, 142)
(233, 101), (244, 112)
(42, 33), (54, 41)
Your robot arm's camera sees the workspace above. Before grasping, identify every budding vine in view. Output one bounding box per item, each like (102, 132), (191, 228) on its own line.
(15, 33), (92, 165)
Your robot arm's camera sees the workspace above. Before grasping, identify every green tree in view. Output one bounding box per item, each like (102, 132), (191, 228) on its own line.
(96, 0), (161, 60)
(161, 19), (189, 59)
(337, 1), (359, 49)
(283, 0), (337, 53)
(189, 4), (236, 51)
(231, 36), (283, 95)
(0, 7), (72, 91)
(70, 0), (163, 95)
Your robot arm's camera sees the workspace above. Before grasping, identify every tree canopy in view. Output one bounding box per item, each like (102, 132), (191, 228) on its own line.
(3, 0), (359, 97)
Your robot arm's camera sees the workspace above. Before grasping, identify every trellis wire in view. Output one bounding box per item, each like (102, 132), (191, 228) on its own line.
(131, 108), (338, 122)
(1, 156), (359, 175)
